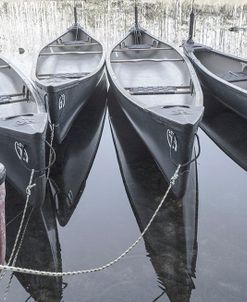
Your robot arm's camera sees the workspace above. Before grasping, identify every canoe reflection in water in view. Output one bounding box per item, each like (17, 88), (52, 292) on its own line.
(200, 87), (247, 171)
(5, 184), (62, 302)
(108, 91), (198, 302)
(49, 76), (107, 226)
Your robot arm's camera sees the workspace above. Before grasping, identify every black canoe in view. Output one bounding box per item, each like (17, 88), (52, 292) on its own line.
(106, 25), (203, 198)
(183, 11), (247, 121)
(33, 15), (105, 143)
(0, 56), (48, 208)
(49, 77), (107, 226)
(109, 96), (198, 300)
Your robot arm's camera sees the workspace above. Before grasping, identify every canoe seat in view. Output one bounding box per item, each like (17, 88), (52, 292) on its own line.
(220, 71), (247, 83)
(128, 44), (152, 49)
(125, 85), (192, 95)
(38, 72), (90, 79)
(113, 46), (173, 52)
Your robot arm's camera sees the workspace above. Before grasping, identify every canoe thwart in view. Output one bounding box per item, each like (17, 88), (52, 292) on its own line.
(49, 42), (99, 47)
(40, 51), (102, 56)
(37, 72), (90, 79)
(220, 71), (247, 83)
(111, 58), (184, 63)
(0, 65), (10, 70)
(0, 86), (30, 104)
(125, 85), (192, 95)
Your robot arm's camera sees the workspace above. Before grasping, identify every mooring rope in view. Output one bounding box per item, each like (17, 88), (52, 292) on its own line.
(46, 123), (55, 180)
(0, 164), (181, 277)
(0, 169), (36, 282)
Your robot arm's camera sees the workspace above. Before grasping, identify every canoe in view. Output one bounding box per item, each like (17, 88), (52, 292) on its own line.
(106, 25), (203, 198)
(0, 56), (48, 208)
(33, 15), (105, 143)
(183, 11), (247, 120)
(49, 76), (107, 226)
(108, 96), (198, 299)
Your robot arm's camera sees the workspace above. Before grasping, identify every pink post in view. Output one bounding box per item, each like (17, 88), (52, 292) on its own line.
(0, 163), (6, 265)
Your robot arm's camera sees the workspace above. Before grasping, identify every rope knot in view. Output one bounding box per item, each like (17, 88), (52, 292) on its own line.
(26, 183), (36, 196)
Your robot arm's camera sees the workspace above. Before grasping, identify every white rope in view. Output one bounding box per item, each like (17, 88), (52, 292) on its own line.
(0, 165), (181, 278)
(0, 169), (35, 282)
(46, 123), (55, 180)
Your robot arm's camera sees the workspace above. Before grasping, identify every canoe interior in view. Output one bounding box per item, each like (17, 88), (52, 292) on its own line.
(0, 58), (37, 118)
(193, 48), (247, 90)
(110, 31), (198, 108)
(36, 26), (103, 84)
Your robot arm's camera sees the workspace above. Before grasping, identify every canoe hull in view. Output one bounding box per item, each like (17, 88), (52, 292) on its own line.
(108, 83), (202, 198)
(36, 68), (104, 143)
(0, 114), (48, 208)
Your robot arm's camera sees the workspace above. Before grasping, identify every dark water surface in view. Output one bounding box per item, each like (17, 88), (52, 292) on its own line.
(1, 83), (247, 302)
(0, 1), (247, 301)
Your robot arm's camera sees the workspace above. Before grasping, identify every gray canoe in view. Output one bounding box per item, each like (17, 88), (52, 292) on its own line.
(0, 56), (48, 208)
(109, 95), (198, 300)
(106, 27), (203, 198)
(33, 23), (105, 143)
(183, 40), (247, 120)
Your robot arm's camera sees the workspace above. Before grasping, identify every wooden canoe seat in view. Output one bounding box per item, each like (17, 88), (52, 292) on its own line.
(40, 51), (102, 56)
(220, 71), (247, 83)
(125, 85), (192, 95)
(38, 72), (90, 79)
(128, 44), (152, 49)
(113, 46), (173, 53)
(111, 58), (184, 63)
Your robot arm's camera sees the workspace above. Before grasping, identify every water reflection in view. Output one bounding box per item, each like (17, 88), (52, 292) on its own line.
(49, 76), (107, 226)
(200, 88), (247, 171)
(5, 184), (62, 302)
(108, 91), (198, 302)
(0, 1), (247, 58)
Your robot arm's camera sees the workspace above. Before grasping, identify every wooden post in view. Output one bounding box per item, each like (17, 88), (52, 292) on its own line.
(0, 163), (6, 265)
(74, 7), (78, 25)
(188, 9), (195, 42)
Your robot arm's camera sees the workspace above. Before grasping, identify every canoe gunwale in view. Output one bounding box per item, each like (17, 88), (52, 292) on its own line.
(106, 29), (203, 114)
(183, 41), (247, 97)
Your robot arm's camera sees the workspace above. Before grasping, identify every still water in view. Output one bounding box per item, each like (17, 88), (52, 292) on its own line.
(0, 0), (247, 301)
